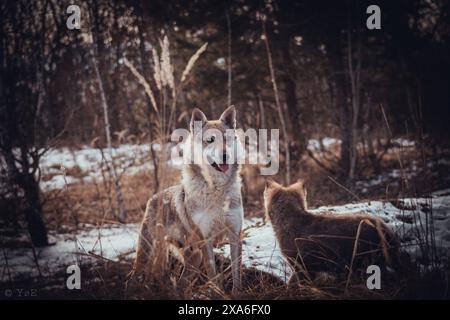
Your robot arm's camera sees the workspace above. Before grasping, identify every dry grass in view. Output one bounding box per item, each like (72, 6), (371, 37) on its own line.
(42, 169), (180, 232)
(3, 250), (447, 300)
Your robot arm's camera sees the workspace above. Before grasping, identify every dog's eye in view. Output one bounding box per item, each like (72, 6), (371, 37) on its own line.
(205, 136), (215, 143)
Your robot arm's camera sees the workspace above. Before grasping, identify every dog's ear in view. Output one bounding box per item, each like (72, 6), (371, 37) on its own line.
(289, 179), (305, 192)
(219, 105), (236, 128)
(190, 108), (208, 132)
(289, 179), (307, 204)
(265, 178), (280, 190)
(289, 179), (308, 210)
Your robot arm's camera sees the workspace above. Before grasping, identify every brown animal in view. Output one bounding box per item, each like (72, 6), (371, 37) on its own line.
(264, 179), (401, 281)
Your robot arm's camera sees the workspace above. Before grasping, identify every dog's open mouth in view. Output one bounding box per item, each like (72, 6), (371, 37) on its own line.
(211, 162), (229, 173)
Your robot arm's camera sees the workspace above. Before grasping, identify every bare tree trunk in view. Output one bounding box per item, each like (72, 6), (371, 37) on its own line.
(279, 36), (299, 136)
(109, 0), (122, 133)
(258, 95), (266, 129)
(279, 34), (307, 172)
(346, 9), (362, 182)
(4, 153), (49, 246)
(362, 96), (381, 175)
(0, 109), (49, 246)
(329, 35), (352, 182)
(91, 52), (127, 223)
(89, 4), (127, 223)
(22, 172), (49, 246)
(262, 22), (291, 184)
(225, 9), (232, 106)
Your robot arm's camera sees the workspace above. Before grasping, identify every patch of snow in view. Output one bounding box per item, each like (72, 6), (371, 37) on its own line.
(312, 193), (450, 266)
(1, 224), (139, 281)
(39, 144), (165, 191)
(215, 218), (292, 282)
(355, 166), (419, 191)
(391, 138), (416, 148)
(307, 137), (340, 153)
(322, 137), (341, 148)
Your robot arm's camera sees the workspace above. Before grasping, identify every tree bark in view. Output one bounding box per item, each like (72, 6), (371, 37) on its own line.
(225, 9), (232, 106)
(279, 35), (306, 170)
(109, 0), (122, 134)
(90, 3), (127, 223)
(346, 5), (362, 182)
(279, 37), (299, 135)
(22, 172), (49, 246)
(329, 35), (352, 182)
(262, 22), (291, 185)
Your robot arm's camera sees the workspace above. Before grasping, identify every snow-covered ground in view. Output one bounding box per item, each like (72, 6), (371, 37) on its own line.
(2, 190), (449, 284)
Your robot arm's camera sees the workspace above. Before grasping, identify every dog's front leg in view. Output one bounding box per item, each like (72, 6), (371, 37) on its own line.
(228, 229), (242, 294)
(202, 240), (217, 282)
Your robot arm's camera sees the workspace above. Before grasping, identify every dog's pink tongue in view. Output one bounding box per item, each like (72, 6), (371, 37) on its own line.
(218, 163), (229, 172)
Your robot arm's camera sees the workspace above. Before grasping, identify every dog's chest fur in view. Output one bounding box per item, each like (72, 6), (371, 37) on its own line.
(182, 168), (243, 242)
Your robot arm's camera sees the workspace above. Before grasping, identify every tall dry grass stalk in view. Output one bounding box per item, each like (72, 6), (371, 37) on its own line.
(123, 57), (158, 113)
(124, 36), (207, 137)
(152, 48), (162, 91)
(180, 42), (208, 84)
(160, 35), (175, 93)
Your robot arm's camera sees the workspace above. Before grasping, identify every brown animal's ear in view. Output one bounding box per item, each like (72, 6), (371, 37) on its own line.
(289, 179), (308, 210)
(265, 178), (280, 190)
(219, 105), (236, 128)
(190, 108), (207, 132)
(289, 179), (305, 192)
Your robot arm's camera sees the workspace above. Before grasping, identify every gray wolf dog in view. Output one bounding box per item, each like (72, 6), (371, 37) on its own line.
(264, 179), (401, 283)
(129, 106), (243, 294)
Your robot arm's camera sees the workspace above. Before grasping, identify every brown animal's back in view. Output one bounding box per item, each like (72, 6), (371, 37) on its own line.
(264, 181), (400, 275)
(282, 211), (397, 273)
